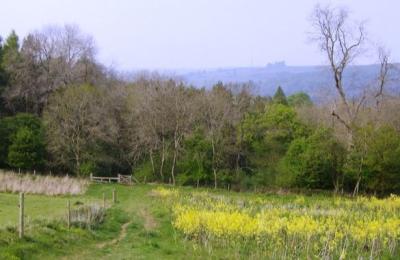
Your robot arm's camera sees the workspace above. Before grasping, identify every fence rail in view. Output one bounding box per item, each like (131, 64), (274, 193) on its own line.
(90, 174), (132, 185)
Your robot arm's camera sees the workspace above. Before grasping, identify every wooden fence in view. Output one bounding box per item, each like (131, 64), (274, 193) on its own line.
(17, 189), (117, 239)
(90, 174), (132, 185)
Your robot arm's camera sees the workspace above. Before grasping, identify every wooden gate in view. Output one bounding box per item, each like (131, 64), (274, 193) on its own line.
(90, 173), (132, 185)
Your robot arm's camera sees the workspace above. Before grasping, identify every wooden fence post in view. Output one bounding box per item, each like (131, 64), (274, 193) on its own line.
(87, 206), (92, 230)
(90, 173), (93, 181)
(67, 200), (71, 229)
(112, 188), (116, 204)
(19, 192), (24, 239)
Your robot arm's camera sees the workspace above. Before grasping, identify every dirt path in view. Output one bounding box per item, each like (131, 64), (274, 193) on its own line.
(96, 206), (157, 250)
(97, 220), (132, 249)
(139, 207), (158, 231)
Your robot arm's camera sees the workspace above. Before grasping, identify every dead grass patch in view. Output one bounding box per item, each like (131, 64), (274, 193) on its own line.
(0, 170), (88, 195)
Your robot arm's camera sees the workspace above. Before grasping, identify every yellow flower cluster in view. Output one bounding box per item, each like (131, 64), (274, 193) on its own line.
(150, 186), (179, 198)
(174, 206), (400, 242)
(158, 188), (400, 258)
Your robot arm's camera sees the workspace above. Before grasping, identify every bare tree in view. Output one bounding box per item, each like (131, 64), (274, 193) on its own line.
(203, 83), (235, 189)
(43, 84), (116, 175)
(311, 5), (392, 194)
(4, 25), (102, 114)
(311, 5), (364, 143)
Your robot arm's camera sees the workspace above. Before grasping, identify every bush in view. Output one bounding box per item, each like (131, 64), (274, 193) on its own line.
(346, 125), (400, 194)
(134, 161), (157, 183)
(79, 161), (97, 176)
(282, 128), (346, 190)
(7, 127), (45, 170)
(0, 113), (45, 169)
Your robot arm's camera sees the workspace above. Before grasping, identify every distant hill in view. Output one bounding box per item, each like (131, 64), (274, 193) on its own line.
(173, 62), (399, 100)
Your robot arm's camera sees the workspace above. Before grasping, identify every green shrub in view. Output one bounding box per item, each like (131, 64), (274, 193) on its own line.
(282, 128), (346, 190)
(7, 126), (45, 170)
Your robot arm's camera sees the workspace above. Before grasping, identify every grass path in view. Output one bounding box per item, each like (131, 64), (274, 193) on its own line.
(96, 220), (133, 249)
(42, 184), (211, 260)
(0, 184), (226, 259)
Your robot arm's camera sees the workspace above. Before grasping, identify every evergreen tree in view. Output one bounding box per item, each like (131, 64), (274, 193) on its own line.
(273, 86), (288, 105)
(2, 31), (19, 58)
(7, 126), (45, 170)
(1, 30), (20, 72)
(0, 36), (6, 115)
(0, 113), (44, 167)
(0, 31), (20, 115)
(288, 92), (313, 107)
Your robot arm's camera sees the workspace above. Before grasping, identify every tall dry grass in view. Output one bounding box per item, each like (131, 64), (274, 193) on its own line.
(70, 204), (106, 228)
(0, 170), (88, 195)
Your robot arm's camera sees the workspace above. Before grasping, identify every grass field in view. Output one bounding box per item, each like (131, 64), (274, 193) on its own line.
(0, 184), (214, 259)
(0, 184), (399, 259)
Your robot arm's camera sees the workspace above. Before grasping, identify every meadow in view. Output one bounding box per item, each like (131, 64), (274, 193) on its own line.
(158, 188), (400, 259)
(0, 181), (399, 259)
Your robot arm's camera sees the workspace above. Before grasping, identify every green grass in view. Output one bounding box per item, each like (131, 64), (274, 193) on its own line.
(1, 184), (398, 259)
(0, 184), (215, 259)
(0, 193), (81, 226)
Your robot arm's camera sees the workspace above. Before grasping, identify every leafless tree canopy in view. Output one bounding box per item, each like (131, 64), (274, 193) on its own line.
(3, 24), (106, 114)
(311, 5), (391, 145)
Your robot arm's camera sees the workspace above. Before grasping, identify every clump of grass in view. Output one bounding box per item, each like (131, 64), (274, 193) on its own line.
(70, 204), (106, 229)
(0, 170), (88, 195)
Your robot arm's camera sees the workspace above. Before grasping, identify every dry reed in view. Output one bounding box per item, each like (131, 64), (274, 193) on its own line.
(0, 170), (88, 195)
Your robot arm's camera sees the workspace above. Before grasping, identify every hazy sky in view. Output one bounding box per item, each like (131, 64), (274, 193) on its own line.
(0, 0), (399, 70)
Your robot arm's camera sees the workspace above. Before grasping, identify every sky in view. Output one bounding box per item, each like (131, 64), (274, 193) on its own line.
(0, 0), (399, 70)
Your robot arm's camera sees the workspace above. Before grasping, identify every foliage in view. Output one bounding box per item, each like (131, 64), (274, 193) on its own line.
(178, 129), (212, 186)
(0, 37), (8, 113)
(79, 161), (97, 177)
(43, 84), (114, 176)
(0, 29), (399, 193)
(282, 128), (346, 189)
(272, 86), (288, 105)
(7, 126), (45, 169)
(346, 125), (400, 194)
(0, 113), (44, 168)
(288, 91), (313, 107)
(240, 103), (310, 187)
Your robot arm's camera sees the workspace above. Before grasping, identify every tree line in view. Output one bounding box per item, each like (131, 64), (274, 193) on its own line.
(0, 6), (399, 194)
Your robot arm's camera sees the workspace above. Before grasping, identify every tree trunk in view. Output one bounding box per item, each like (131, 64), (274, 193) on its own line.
(353, 177), (361, 197)
(211, 137), (217, 189)
(213, 169), (217, 189)
(171, 126), (180, 186)
(333, 177), (339, 194)
(235, 152), (241, 179)
(353, 155), (364, 197)
(75, 152), (81, 176)
(171, 147), (177, 186)
(149, 149), (155, 176)
(160, 136), (165, 181)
